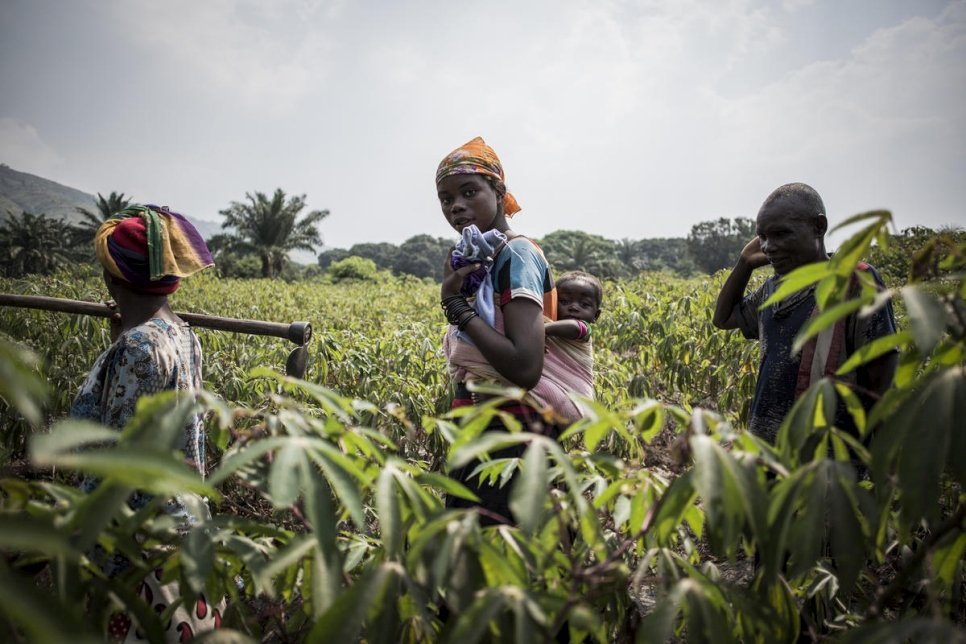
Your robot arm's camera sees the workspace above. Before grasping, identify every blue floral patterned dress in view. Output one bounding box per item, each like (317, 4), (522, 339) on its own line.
(72, 317), (205, 472)
(71, 318), (221, 641)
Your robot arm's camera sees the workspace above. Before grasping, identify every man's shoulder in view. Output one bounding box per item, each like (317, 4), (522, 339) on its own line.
(847, 262), (891, 293)
(856, 261), (886, 279)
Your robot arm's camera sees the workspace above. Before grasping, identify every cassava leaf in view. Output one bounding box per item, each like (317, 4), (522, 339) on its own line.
(298, 456), (343, 614)
(652, 471), (697, 545)
(792, 297), (867, 354)
(376, 462), (403, 559)
(306, 564), (396, 643)
(901, 285), (947, 355)
(836, 330), (910, 375)
(449, 432), (532, 469)
(761, 262), (831, 308)
(268, 443), (304, 508)
(181, 526), (214, 594)
(509, 441), (548, 534)
(34, 447), (215, 498)
(29, 420), (118, 459)
(415, 471), (480, 502)
(897, 371), (956, 526)
(0, 514), (80, 561)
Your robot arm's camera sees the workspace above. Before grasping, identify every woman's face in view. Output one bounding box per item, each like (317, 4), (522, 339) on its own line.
(437, 173), (505, 234)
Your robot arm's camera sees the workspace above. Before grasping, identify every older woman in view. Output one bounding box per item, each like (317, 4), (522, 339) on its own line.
(71, 204), (219, 641)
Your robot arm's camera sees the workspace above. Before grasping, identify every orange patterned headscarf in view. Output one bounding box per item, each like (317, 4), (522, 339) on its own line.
(435, 136), (521, 217)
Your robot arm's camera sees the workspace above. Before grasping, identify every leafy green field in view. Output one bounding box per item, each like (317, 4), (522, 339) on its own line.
(0, 214), (963, 642)
(0, 266), (759, 451)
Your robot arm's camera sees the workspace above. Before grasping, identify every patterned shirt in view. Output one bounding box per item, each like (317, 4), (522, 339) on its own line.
(70, 318), (205, 577)
(71, 318), (205, 471)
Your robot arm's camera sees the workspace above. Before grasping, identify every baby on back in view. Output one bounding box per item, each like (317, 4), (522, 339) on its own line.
(543, 271), (602, 422)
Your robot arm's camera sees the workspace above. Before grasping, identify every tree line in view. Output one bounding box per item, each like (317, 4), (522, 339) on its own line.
(0, 189), (328, 281)
(306, 216), (965, 284)
(2, 188), (961, 282)
(318, 219), (758, 280)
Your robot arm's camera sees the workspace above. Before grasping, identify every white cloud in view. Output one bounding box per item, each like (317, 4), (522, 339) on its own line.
(2, 0), (962, 245)
(782, 0), (816, 12)
(0, 118), (64, 175)
(107, 0), (338, 112)
(706, 1), (966, 231)
(721, 2), (965, 154)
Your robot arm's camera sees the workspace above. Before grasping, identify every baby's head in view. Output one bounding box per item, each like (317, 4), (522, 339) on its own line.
(556, 271), (602, 323)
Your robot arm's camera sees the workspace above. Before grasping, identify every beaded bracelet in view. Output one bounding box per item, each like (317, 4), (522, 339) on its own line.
(456, 309), (478, 330)
(575, 320), (591, 340)
(441, 295), (477, 328)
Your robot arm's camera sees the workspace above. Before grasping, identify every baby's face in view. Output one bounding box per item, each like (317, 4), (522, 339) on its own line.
(557, 280), (600, 323)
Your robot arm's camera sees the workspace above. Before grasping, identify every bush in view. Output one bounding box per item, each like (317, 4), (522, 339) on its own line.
(327, 256), (379, 282)
(864, 224), (966, 285)
(214, 251), (263, 279)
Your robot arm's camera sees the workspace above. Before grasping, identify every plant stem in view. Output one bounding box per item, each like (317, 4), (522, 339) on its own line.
(866, 501), (966, 618)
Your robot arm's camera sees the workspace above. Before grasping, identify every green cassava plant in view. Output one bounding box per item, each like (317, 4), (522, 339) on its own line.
(0, 215), (962, 642)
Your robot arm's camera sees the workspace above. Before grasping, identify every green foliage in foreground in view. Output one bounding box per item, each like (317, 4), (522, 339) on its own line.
(0, 213), (964, 642)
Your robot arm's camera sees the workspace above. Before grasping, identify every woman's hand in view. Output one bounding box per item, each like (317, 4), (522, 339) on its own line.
(439, 249), (546, 389)
(441, 252), (480, 300)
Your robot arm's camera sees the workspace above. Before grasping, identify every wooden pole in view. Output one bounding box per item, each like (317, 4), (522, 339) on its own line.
(0, 293), (312, 346)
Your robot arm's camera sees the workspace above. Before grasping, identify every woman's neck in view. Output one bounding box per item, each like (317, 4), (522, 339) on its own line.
(116, 294), (178, 332)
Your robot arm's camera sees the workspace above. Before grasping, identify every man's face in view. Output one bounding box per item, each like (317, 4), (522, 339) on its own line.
(755, 202), (825, 275)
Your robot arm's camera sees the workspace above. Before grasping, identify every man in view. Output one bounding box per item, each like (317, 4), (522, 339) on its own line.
(712, 183), (898, 443)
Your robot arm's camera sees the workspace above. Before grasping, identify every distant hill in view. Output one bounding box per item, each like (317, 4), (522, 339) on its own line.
(0, 164), (222, 239)
(0, 164), (98, 224)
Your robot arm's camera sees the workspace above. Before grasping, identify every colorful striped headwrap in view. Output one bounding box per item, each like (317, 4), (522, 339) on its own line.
(436, 136), (521, 217)
(94, 204), (214, 295)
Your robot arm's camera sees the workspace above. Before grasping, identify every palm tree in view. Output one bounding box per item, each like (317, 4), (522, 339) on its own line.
(74, 191), (132, 241)
(612, 238), (648, 278)
(539, 230), (620, 278)
(219, 189), (329, 279)
(0, 211), (86, 277)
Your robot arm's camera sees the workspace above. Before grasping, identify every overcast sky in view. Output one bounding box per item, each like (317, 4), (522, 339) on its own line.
(1, 0), (964, 250)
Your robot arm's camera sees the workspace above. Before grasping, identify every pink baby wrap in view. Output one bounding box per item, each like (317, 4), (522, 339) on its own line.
(443, 306), (593, 425)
